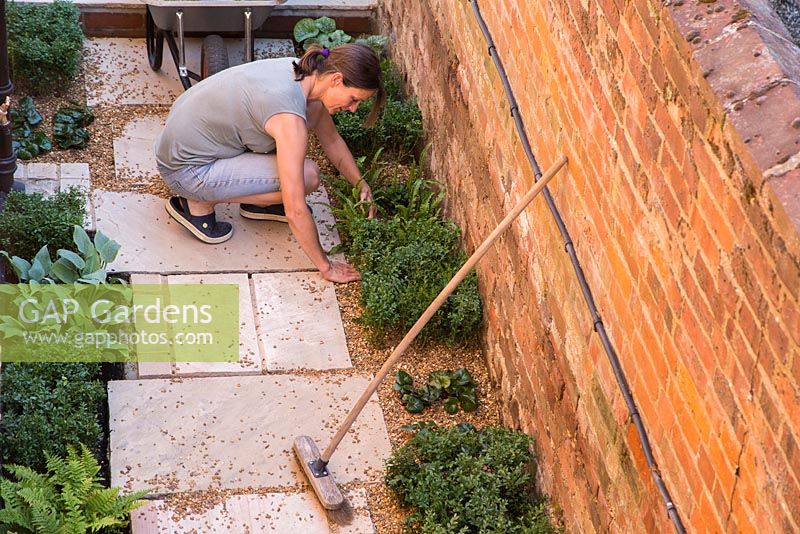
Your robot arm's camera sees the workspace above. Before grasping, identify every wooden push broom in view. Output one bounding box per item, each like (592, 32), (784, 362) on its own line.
(295, 155), (568, 510)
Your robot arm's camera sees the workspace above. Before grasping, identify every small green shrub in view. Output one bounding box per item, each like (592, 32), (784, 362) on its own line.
(330, 155), (482, 343)
(334, 59), (423, 161)
(335, 96), (423, 161)
(386, 423), (558, 533)
(0, 361), (105, 471)
(0, 445), (149, 534)
(7, 0), (84, 95)
(0, 188), (86, 264)
(11, 96), (52, 160)
(395, 368), (479, 414)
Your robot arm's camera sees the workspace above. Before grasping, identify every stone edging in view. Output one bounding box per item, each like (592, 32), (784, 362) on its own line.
(669, 0), (800, 232)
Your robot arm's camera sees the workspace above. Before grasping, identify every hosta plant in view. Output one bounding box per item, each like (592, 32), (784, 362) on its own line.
(293, 16), (387, 52)
(2, 225), (122, 284)
(0, 445), (149, 534)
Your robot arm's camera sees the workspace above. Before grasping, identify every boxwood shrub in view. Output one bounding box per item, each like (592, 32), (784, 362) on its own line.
(0, 357), (106, 472)
(330, 157), (482, 343)
(7, 0), (85, 94)
(386, 423), (559, 533)
(0, 187), (86, 264)
(334, 59), (423, 161)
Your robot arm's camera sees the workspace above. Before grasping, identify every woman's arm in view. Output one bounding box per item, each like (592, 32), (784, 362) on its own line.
(309, 103), (376, 218)
(266, 112), (360, 282)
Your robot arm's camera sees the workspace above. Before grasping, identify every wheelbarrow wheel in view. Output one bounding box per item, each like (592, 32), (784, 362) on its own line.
(146, 6), (164, 71)
(201, 35), (229, 79)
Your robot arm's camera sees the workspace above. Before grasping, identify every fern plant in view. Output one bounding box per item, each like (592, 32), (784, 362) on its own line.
(0, 445), (149, 533)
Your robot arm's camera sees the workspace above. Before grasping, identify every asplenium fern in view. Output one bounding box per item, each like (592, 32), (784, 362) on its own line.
(0, 445), (149, 534)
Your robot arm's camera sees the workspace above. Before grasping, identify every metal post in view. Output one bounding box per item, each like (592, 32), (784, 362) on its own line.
(244, 8), (253, 63)
(0, 0), (17, 194)
(176, 10), (187, 78)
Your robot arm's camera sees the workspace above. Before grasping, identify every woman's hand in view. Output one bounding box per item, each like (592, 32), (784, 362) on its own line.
(321, 259), (361, 283)
(359, 181), (377, 219)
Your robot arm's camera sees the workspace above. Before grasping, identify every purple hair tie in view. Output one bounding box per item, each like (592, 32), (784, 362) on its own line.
(321, 47), (330, 58)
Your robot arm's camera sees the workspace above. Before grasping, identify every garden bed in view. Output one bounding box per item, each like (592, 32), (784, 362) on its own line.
(2, 10), (560, 531)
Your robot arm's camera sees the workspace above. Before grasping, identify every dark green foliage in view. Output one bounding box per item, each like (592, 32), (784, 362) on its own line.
(0, 360), (105, 472)
(7, 0), (84, 95)
(53, 105), (95, 149)
(0, 445), (149, 533)
(10, 97), (51, 160)
(386, 423), (559, 533)
(395, 368), (479, 414)
(381, 58), (404, 101)
(329, 155), (482, 343)
(334, 60), (423, 162)
(0, 188), (86, 263)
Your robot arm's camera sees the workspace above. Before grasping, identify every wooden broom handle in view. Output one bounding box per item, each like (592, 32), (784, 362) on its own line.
(321, 155), (568, 463)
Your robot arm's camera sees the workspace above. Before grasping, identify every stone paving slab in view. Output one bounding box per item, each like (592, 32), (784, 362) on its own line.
(129, 273), (263, 377)
(109, 374), (391, 493)
(94, 191), (315, 273)
(130, 488), (373, 533)
(85, 37), (294, 106)
(95, 190), (342, 273)
(253, 272), (350, 371)
(114, 115), (167, 184)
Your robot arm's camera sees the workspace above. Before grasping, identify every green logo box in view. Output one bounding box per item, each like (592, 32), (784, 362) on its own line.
(0, 284), (239, 363)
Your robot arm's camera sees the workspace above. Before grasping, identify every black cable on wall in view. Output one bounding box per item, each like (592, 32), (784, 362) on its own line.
(468, 1), (687, 531)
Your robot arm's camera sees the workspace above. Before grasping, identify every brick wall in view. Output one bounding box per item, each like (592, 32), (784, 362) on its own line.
(380, 0), (800, 531)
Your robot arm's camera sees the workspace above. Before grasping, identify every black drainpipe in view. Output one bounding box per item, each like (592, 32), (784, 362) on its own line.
(468, 1), (686, 531)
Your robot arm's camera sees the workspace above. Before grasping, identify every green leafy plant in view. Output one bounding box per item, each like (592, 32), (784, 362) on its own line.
(10, 96), (52, 160)
(293, 16), (387, 52)
(334, 60), (423, 161)
(0, 445), (149, 533)
(53, 105), (95, 149)
(0, 188), (86, 263)
(386, 423), (558, 533)
(0, 362), (105, 471)
(395, 368), (479, 414)
(2, 225), (122, 284)
(328, 153), (481, 343)
(7, 0), (84, 95)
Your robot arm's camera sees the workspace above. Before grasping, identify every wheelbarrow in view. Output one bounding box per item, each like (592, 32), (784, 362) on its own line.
(145, 0), (287, 89)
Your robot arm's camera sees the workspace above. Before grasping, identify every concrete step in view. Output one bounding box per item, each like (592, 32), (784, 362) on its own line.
(108, 374), (392, 493)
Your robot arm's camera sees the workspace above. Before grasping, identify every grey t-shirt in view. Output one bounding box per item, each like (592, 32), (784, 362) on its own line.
(155, 57), (307, 171)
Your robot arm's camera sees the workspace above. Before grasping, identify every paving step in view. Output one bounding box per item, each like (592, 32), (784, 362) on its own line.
(109, 374), (391, 494)
(253, 272), (351, 371)
(94, 189), (341, 274)
(131, 487), (374, 533)
(129, 270), (350, 377)
(130, 272), (263, 378)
